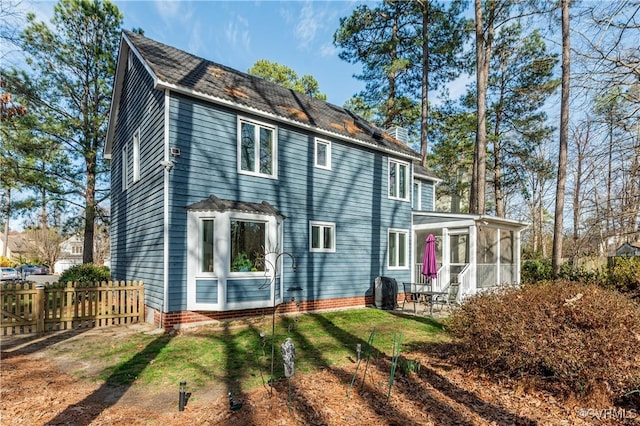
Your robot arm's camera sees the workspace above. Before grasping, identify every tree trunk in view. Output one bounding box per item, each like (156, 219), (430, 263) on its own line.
(472, 0), (488, 215)
(552, 0), (570, 275)
(420, 1), (430, 168)
(83, 168), (96, 264)
(2, 189), (9, 258)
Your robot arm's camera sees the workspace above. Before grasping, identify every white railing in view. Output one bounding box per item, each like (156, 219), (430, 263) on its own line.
(413, 263), (448, 293)
(432, 264), (449, 293)
(456, 264), (471, 304)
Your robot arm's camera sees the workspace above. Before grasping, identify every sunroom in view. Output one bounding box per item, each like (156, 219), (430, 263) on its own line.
(411, 212), (528, 302)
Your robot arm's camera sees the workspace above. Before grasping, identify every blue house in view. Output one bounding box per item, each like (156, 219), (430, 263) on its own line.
(105, 31), (527, 329)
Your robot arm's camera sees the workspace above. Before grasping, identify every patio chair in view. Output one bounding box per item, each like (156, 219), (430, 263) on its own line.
(402, 282), (420, 313)
(431, 283), (460, 313)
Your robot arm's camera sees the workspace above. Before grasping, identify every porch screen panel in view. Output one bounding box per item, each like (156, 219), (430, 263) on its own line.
(500, 230), (514, 285)
(477, 227), (497, 288)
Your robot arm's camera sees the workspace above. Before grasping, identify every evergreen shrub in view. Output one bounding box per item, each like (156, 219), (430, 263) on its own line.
(58, 263), (110, 284)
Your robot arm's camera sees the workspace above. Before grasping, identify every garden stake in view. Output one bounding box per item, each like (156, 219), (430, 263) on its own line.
(359, 328), (376, 392)
(387, 332), (403, 401)
(348, 328), (376, 396)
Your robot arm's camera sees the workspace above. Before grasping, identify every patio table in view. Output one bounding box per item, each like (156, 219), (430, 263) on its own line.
(415, 290), (449, 316)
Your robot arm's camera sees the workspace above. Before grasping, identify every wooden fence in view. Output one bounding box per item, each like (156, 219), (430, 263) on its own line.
(0, 280), (144, 336)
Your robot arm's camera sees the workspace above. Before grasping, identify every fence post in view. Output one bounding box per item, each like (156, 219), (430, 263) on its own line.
(138, 281), (145, 323)
(34, 284), (46, 334)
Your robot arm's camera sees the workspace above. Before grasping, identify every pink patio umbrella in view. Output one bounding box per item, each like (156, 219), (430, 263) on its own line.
(421, 234), (438, 279)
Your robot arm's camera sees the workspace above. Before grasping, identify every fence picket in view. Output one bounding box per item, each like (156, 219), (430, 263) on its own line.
(0, 280), (144, 336)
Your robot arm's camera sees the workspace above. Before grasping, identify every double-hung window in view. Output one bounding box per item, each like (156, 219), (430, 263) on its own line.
(310, 221), (335, 252)
(388, 229), (408, 269)
(238, 118), (277, 178)
(388, 159), (409, 201)
(314, 138), (331, 170)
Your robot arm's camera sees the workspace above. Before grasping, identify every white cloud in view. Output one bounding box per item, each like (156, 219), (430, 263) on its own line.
(319, 42), (337, 58)
(187, 20), (203, 56)
(295, 1), (320, 49)
(154, 0), (180, 22)
(154, 0), (193, 25)
(225, 13), (250, 52)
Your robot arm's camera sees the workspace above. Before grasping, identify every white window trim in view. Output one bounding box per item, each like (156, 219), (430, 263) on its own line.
(237, 116), (278, 179)
(309, 221), (336, 253)
(132, 128), (141, 183)
(388, 158), (410, 201)
(228, 215), (270, 277)
(199, 217), (217, 276)
(388, 228), (409, 270)
(314, 138), (332, 170)
(413, 180), (422, 210)
(121, 144), (128, 191)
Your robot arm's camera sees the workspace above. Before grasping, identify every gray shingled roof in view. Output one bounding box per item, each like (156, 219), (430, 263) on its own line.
(186, 195), (284, 217)
(123, 30), (419, 159)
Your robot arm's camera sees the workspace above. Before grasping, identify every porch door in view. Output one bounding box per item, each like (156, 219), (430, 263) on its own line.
(449, 231), (469, 279)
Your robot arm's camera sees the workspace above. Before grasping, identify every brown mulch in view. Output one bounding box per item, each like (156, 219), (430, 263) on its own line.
(1, 325), (638, 425)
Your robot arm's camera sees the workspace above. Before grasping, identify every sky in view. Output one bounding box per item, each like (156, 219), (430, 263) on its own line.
(23, 0), (375, 108)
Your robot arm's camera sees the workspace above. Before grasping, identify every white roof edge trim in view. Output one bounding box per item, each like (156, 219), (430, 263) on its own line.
(155, 80), (420, 162)
(104, 32), (160, 157)
(414, 172), (442, 183)
(411, 211), (529, 228)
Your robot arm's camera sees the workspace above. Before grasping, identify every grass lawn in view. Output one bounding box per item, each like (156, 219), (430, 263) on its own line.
(58, 308), (447, 393)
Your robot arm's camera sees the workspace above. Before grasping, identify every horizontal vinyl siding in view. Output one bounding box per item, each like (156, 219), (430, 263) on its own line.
(167, 94), (413, 311)
(421, 181), (435, 211)
(110, 53), (165, 312)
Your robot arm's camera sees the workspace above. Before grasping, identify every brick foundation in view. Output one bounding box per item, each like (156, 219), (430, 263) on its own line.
(149, 295), (376, 330)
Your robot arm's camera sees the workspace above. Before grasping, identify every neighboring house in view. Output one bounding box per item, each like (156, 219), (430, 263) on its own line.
(54, 235), (84, 274)
(105, 31), (528, 329)
(0, 232), (30, 261)
(616, 242), (640, 257)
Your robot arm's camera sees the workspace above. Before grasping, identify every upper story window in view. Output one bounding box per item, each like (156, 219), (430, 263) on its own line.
(314, 138), (331, 170)
(238, 117), (277, 178)
(132, 128), (141, 183)
(412, 181), (421, 210)
(388, 229), (408, 269)
(310, 221), (336, 253)
(388, 159), (409, 201)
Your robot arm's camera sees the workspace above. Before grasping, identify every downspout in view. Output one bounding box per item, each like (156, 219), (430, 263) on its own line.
(162, 89), (171, 328)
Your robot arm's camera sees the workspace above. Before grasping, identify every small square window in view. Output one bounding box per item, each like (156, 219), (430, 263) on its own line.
(314, 139), (331, 170)
(310, 221), (336, 252)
